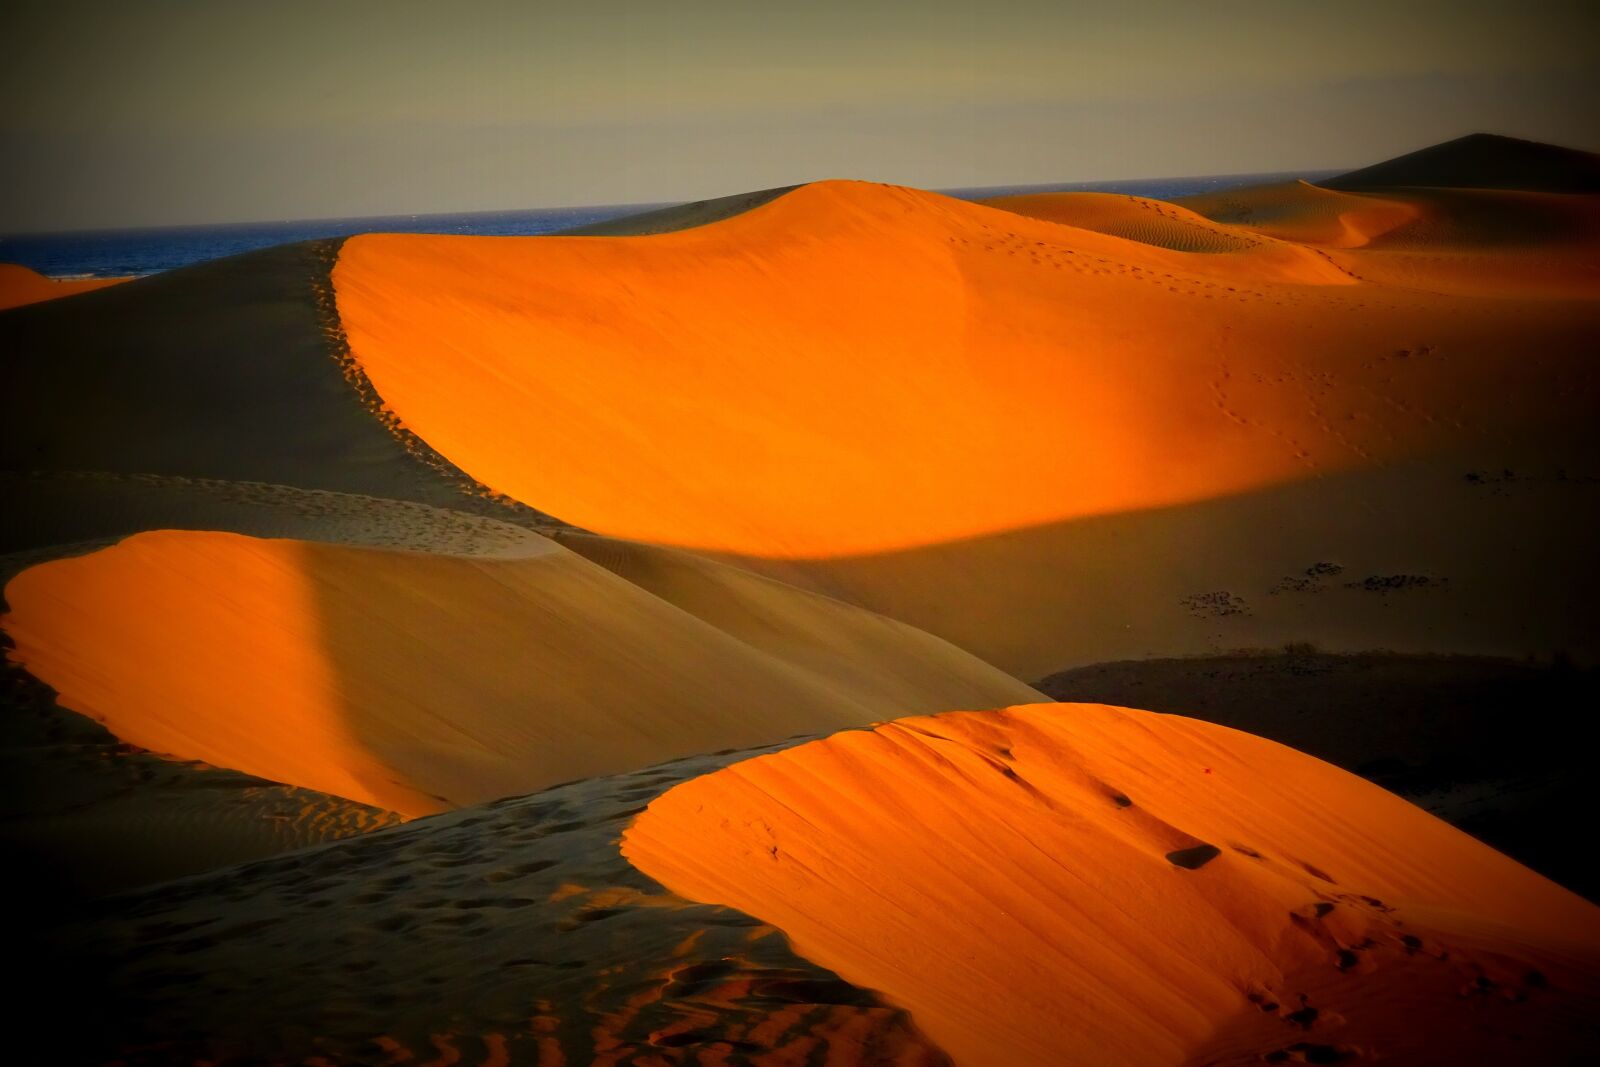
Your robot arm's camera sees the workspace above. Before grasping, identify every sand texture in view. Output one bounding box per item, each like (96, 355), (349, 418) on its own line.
(627, 703), (1600, 1066)
(2, 135), (1598, 1064)
(1040, 651), (1600, 899)
(38, 739), (950, 1066)
(4, 528), (1036, 815)
(333, 173), (1600, 679)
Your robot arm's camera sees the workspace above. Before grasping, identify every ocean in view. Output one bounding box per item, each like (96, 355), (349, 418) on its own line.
(1, 170), (1337, 279)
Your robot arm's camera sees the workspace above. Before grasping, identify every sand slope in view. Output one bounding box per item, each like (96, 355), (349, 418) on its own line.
(0, 263), (125, 311)
(40, 739), (949, 1066)
(333, 176), (1600, 676)
(0, 240), (549, 535)
(626, 703), (1600, 1066)
(3, 528), (1037, 816)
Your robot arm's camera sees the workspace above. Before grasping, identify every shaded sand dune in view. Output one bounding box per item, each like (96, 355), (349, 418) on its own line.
(559, 185), (796, 236)
(1171, 180), (1422, 248)
(38, 739), (948, 1066)
(981, 190), (1274, 253)
(1175, 179), (1600, 299)
(0, 240), (548, 533)
(3, 528), (1037, 816)
(626, 703), (1600, 1066)
(0, 263), (126, 311)
(332, 166), (1600, 677)
(1322, 132), (1600, 194)
(732, 442), (1600, 680)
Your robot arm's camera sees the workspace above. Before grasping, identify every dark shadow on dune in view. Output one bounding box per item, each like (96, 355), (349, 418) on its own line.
(32, 741), (951, 1066)
(694, 445), (1600, 897)
(715, 440), (1600, 682)
(557, 185), (797, 236)
(0, 239), (559, 555)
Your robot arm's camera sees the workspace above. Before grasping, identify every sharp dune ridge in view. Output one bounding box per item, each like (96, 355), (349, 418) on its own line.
(1, 134), (1598, 1063)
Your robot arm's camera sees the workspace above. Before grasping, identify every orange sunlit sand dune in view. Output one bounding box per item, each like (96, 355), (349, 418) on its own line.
(626, 702), (1600, 1066)
(334, 178), (1598, 561)
(0, 263), (126, 311)
(3, 528), (1036, 816)
(3, 133), (1599, 1065)
(331, 171), (1600, 676)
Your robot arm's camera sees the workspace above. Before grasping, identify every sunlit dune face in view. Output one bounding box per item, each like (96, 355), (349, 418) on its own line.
(0, 263), (126, 311)
(333, 180), (1600, 558)
(2, 529), (1033, 816)
(625, 703), (1600, 1066)
(1, 530), (402, 809)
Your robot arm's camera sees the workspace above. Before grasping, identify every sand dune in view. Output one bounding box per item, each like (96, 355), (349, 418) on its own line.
(1321, 132), (1600, 194)
(1040, 650), (1600, 898)
(731, 440), (1600, 680)
(552, 529), (1040, 714)
(3, 528), (1036, 816)
(0, 263), (126, 311)
(4, 134), (1597, 1064)
(983, 190), (1282, 252)
(333, 173), (1600, 677)
(1170, 180), (1422, 248)
(626, 702), (1600, 1066)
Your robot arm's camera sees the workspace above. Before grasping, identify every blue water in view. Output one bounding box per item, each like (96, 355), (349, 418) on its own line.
(0, 170), (1338, 279)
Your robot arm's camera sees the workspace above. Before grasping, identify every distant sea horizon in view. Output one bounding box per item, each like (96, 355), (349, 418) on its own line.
(2, 169), (1341, 279)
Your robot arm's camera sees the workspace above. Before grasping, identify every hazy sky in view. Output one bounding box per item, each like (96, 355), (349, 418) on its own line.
(3, 0), (1597, 231)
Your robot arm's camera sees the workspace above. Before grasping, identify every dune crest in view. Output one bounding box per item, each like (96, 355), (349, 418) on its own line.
(625, 702), (1600, 1066)
(2, 529), (1036, 815)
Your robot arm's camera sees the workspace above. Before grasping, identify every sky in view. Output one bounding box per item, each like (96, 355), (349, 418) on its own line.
(3, 0), (1597, 232)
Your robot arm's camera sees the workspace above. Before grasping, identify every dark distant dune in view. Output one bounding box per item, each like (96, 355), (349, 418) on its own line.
(1322, 132), (1600, 193)
(557, 185), (797, 236)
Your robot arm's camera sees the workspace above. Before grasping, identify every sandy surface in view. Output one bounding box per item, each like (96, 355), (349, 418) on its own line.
(4, 528), (1035, 815)
(1040, 651), (1600, 898)
(2, 135), (1597, 1063)
(627, 702), (1600, 1066)
(36, 738), (948, 1066)
(0, 263), (126, 311)
(0, 240), (553, 526)
(333, 174), (1600, 679)
(0, 644), (398, 914)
